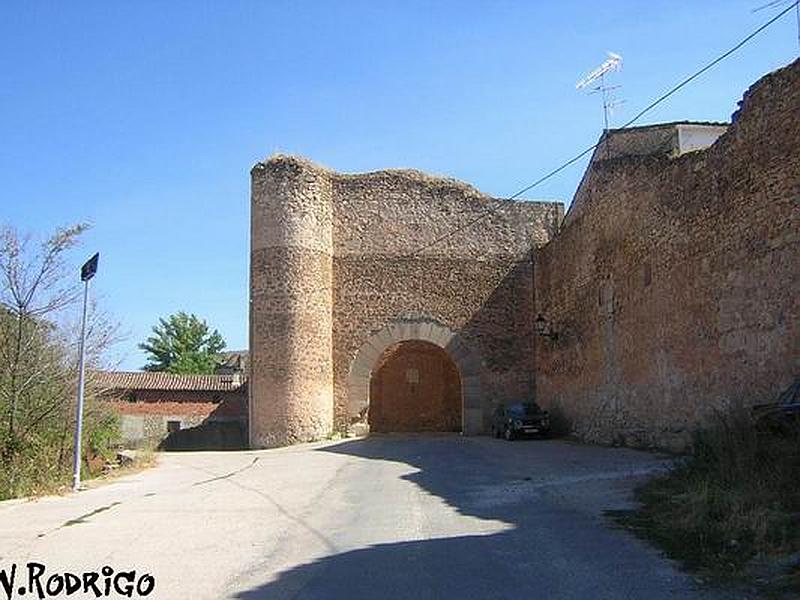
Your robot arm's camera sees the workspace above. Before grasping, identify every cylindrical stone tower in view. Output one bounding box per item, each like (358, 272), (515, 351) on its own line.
(249, 155), (334, 447)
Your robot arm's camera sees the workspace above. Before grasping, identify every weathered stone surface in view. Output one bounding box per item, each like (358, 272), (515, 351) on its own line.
(533, 59), (800, 450)
(250, 158), (334, 448)
(251, 157), (562, 445)
(249, 60), (798, 450)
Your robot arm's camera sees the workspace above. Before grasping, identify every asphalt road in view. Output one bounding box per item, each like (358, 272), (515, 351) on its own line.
(0, 436), (726, 599)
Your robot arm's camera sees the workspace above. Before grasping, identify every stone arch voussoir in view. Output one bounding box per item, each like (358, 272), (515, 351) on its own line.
(346, 318), (485, 436)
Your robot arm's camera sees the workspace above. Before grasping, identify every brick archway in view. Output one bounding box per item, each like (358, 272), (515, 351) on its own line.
(346, 319), (484, 435)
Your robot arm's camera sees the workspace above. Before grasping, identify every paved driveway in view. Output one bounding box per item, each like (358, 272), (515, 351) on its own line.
(0, 436), (722, 599)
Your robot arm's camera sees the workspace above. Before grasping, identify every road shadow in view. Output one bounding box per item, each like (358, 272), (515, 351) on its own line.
(233, 436), (711, 600)
(160, 420), (247, 451)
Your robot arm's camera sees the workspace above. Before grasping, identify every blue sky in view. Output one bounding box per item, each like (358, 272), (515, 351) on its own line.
(1, 1), (796, 369)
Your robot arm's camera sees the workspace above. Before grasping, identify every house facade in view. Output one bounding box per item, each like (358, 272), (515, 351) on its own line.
(96, 371), (248, 449)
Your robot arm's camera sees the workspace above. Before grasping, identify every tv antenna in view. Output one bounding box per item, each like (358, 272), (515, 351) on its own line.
(576, 51), (624, 131)
(752, 0), (800, 49)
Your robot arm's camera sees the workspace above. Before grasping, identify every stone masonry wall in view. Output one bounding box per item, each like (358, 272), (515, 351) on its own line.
(250, 155), (563, 444)
(533, 60), (800, 450)
(250, 158), (334, 447)
(330, 168), (562, 434)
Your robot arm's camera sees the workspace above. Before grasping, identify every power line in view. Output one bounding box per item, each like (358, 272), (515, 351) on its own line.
(406, 1), (798, 257)
(619, 1), (797, 132)
(753, 0), (800, 49)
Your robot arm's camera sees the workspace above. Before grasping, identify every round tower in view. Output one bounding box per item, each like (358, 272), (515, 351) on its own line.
(249, 155), (334, 447)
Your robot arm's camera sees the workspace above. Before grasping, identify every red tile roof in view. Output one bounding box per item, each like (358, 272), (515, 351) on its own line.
(93, 370), (246, 392)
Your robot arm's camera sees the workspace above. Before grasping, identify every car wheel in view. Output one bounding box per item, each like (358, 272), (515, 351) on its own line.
(503, 426), (515, 441)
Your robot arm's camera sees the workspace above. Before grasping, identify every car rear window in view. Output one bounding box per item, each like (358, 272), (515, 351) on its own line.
(507, 402), (541, 416)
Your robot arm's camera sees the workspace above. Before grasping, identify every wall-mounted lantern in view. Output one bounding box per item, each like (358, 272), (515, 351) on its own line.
(534, 314), (559, 341)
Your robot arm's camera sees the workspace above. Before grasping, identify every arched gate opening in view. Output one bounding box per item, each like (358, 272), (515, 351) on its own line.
(369, 340), (462, 433)
(346, 319), (485, 435)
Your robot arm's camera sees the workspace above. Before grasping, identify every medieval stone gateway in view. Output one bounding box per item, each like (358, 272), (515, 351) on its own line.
(249, 154), (562, 448)
(249, 60), (799, 450)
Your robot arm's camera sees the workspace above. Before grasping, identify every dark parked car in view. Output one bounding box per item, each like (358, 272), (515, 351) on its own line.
(491, 402), (551, 440)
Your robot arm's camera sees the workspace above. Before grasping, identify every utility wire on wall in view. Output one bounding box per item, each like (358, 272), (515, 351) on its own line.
(404, 1), (799, 258)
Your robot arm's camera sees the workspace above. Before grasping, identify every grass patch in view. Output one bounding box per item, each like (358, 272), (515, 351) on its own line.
(611, 409), (800, 593)
(0, 404), (125, 500)
(1, 445), (159, 500)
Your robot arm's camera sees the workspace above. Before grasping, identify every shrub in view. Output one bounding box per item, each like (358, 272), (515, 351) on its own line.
(0, 224), (122, 499)
(0, 401), (122, 500)
(86, 409), (122, 462)
(616, 408), (800, 581)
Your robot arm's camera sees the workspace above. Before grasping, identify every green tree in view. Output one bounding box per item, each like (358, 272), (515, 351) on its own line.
(139, 312), (225, 374)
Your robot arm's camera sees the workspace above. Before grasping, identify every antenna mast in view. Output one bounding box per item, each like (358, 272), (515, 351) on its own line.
(576, 52), (624, 131)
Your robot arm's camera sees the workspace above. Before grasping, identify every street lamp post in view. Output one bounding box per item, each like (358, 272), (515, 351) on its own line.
(72, 252), (99, 492)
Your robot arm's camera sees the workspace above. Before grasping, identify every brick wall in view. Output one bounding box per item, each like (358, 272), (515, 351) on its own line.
(533, 60), (799, 450)
(107, 388), (247, 447)
(112, 389), (246, 417)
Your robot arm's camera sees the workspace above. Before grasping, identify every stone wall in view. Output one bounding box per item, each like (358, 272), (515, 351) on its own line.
(330, 167), (561, 435)
(109, 388), (247, 448)
(533, 60), (799, 450)
(250, 158), (334, 447)
(250, 156), (563, 445)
